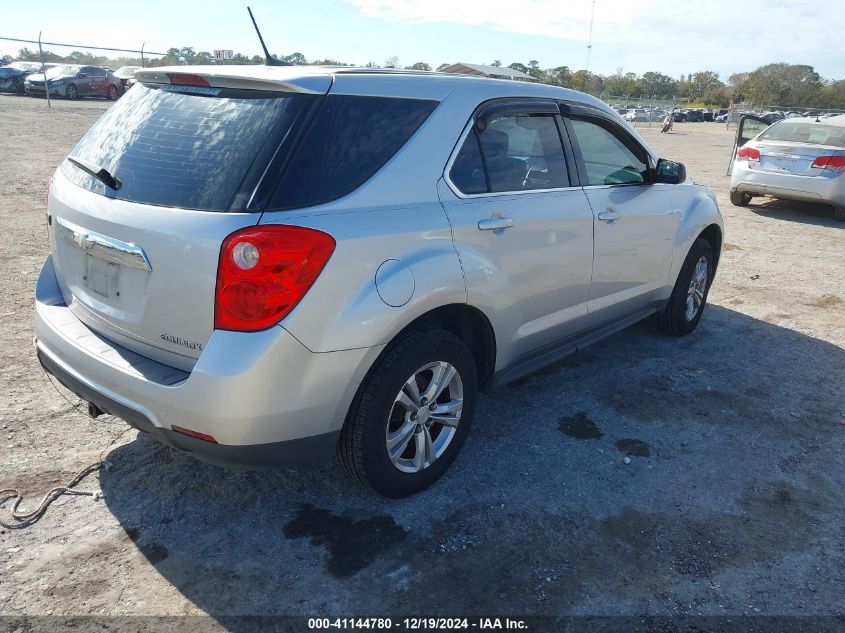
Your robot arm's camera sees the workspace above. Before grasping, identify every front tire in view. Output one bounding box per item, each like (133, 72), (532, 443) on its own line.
(337, 327), (477, 498)
(107, 85), (118, 101)
(65, 84), (78, 100)
(730, 190), (751, 206)
(657, 238), (713, 336)
(834, 206), (845, 222)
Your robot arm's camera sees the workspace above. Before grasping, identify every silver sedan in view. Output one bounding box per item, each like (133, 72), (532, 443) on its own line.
(730, 115), (845, 220)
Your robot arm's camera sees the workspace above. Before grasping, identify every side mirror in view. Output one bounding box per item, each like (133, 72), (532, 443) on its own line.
(655, 158), (686, 185)
(78, 71), (87, 78)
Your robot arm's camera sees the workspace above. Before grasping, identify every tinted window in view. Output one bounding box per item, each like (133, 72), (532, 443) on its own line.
(479, 114), (568, 192)
(63, 83), (315, 211)
(569, 118), (648, 185)
(759, 121), (845, 147)
(270, 95), (437, 209)
(450, 131), (488, 194)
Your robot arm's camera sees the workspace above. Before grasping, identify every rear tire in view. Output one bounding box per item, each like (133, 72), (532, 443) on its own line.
(657, 238), (713, 336)
(337, 327), (477, 498)
(834, 206), (845, 222)
(730, 190), (751, 206)
(107, 85), (118, 101)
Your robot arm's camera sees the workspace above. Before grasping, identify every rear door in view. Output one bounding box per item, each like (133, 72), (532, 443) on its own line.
(89, 67), (109, 96)
(563, 108), (680, 319)
(439, 99), (594, 362)
(78, 66), (98, 96)
(48, 75), (328, 370)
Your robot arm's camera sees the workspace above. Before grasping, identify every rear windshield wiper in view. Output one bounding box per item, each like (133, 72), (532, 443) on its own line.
(67, 156), (122, 191)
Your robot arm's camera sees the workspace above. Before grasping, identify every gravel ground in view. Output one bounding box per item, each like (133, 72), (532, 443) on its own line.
(0, 96), (843, 622)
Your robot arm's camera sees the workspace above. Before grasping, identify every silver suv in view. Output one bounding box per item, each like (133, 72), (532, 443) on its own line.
(35, 66), (723, 497)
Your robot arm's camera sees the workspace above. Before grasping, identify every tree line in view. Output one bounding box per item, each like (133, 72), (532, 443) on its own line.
(8, 46), (844, 109)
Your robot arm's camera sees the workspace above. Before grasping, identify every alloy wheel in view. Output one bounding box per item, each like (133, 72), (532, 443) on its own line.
(685, 256), (708, 321)
(385, 361), (463, 473)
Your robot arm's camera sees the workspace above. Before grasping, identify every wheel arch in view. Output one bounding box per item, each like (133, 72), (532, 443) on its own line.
(387, 303), (497, 392)
(697, 223), (723, 279)
(669, 187), (724, 288)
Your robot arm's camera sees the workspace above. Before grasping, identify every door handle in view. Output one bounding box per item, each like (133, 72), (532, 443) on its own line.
(597, 210), (621, 222)
(478, 217), (514, 231)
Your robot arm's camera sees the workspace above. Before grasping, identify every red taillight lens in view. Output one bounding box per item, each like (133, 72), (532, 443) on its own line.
(215, 225), (335, 332)
(737, 146), (761, 161)
(811, 155), (845, 173)
(167, 73), (211, 87)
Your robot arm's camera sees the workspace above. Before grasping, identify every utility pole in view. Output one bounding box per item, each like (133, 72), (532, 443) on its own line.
(586, 0), (596, 72)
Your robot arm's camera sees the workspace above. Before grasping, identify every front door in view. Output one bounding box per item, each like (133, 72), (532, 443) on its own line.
(564, 113), (681, 320)
(727, 115), (771, 175)
(439, 101), (594, 366)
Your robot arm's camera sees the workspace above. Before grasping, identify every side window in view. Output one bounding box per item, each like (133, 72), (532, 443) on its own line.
(478, 114), (568, 192)
(569, 118), (648, 186)
(269, 95), (437, 210)
(450, 131), (488, 195)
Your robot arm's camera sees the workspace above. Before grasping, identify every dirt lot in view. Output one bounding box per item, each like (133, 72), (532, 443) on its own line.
(0, 96), (843, 624)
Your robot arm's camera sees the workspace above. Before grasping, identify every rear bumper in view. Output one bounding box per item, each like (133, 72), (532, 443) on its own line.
(730, 163), (845, 206)
(35, 255), (383, 468)
(36, 346), (340, 468)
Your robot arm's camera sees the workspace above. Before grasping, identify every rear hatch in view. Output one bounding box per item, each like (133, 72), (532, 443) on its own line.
(48, 68), (330, 370)
(754, 120), (845, 176)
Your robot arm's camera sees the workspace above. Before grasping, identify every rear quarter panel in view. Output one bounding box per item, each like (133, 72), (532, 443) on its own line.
(261, 203), (466, 353)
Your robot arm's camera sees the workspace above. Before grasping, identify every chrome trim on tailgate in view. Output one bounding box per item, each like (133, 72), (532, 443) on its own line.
(55, 216), (152, 272)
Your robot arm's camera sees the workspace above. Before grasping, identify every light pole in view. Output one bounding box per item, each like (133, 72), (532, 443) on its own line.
(586, 0), (596, 72)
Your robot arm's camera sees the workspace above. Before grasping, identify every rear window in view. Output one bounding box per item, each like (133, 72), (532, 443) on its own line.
(759, 121), (845, 148)
(62, 83), (316, 211)
(267, 95), (438, 210)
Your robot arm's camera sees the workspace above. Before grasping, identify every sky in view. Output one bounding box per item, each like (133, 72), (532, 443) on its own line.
(1, 0), (843, 80)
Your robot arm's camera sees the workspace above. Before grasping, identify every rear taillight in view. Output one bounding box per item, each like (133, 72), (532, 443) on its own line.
(167, 73), (211, 87)
(811, 155), (845, 173)
(737, 146), (761, 161)
(215, 225), (335, 332)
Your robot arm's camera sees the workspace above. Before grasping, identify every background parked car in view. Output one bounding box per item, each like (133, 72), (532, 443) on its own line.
(761, 111), (785, 124)
(113, 65), (141, 90)
(685, 109), (704, 122)
(673, 111), (688, 122)
(25, 65), (124, 100)
(0, 67), (26, 94)
(625, 109), (649, 122)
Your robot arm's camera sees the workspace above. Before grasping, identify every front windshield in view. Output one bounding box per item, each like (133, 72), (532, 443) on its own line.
(45, 65), (79, 79)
